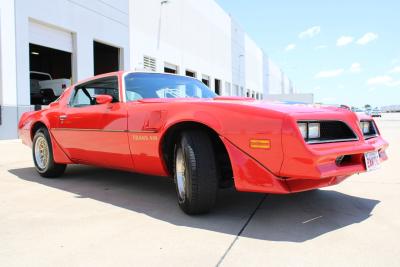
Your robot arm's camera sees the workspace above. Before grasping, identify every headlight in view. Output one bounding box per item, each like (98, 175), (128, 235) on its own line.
(297, 122), (321, 140)
(308, 123), (320, 139)
(297, 122), (307, 139)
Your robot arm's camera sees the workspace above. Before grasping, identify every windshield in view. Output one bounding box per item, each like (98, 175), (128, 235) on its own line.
(124, 73), (217, 101)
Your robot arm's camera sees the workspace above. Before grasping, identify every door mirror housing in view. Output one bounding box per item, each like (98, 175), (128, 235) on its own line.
(95, 95), (113, 105)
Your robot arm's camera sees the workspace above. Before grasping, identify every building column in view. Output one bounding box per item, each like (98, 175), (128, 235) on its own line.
(74, 33), (94, 81)
(0, 0), (19, 139)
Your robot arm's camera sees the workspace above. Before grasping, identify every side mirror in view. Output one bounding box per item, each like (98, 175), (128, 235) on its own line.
(95, 95), (113, 105)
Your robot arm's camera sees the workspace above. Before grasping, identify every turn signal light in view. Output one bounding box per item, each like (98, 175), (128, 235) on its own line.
(250, 139), (271, 149)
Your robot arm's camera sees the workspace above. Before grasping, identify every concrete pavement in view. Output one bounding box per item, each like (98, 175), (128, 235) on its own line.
(1, 114), (399, 267)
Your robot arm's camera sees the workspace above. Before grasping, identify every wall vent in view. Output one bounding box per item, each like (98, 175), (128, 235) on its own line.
(143, 56), (156, 72)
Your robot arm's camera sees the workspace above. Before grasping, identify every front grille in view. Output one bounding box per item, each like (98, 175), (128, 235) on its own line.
(300, 120), (358, 144)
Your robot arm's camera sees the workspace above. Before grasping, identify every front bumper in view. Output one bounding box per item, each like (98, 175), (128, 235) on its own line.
(221, 135), (388, 194)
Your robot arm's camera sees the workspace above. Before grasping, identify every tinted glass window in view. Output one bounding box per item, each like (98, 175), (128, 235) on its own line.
(70, 76), (119, 107)
(124, 73), (217, 102)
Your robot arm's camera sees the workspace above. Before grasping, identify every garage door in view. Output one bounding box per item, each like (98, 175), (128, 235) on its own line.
(29, 20), (73, 53)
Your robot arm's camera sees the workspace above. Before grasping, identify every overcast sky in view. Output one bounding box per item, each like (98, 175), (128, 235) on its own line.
(216, 0), (400, 107)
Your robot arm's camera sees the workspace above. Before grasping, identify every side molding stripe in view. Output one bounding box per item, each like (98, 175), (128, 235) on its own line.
(52, 128), (158, 133)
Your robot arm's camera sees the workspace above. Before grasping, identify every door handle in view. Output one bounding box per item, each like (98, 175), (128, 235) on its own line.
(59, 115), (68, 121)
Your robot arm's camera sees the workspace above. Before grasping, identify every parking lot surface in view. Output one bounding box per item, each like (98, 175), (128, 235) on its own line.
(1, 114), (399, 267)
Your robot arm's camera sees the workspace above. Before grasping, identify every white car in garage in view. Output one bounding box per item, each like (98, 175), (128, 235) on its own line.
(30, 71), (71, 105)
(30, 71), (71, 96)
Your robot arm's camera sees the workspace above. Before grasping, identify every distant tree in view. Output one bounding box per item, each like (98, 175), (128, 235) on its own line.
(365, 104), (371, 109)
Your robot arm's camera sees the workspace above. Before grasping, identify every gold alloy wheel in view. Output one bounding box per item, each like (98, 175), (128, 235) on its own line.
(34, 136), (49, 170)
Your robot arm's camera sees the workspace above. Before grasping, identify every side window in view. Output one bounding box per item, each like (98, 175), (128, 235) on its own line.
(69, 76), (119, 107)
(70, 88), (94, 107)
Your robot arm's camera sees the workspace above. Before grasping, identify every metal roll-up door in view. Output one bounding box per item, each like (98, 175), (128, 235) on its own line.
(29, 20), (72, 53)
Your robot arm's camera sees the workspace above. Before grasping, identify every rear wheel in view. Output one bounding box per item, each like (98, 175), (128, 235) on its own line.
(174, 130), (218, 214)
(32, 128), (66, 178)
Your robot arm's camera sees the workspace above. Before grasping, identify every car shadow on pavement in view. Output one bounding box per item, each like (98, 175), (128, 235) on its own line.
(9, 165), (380, 243)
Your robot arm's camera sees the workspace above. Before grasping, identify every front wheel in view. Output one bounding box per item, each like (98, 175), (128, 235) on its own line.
(32, 128), (66, 178)
(174, 130), (218, 215)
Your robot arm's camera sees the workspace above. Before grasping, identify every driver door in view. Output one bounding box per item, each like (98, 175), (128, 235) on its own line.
(53, 75), (133, 170)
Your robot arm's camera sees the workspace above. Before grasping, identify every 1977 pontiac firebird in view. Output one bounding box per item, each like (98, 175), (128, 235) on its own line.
(19, 71), (388, 214)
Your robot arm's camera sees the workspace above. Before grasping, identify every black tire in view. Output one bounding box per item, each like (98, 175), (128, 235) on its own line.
(173, 130), (218, 214)
(32, 128), (66, 178)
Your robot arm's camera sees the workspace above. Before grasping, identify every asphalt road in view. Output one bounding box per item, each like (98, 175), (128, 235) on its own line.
(1, 114), (399, 267)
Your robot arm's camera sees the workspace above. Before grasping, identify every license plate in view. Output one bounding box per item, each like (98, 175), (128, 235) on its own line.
(364, 151), (380, 172)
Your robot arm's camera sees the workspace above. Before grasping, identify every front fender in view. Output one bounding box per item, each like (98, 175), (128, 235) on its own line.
(160, 103), (285, 176)
(19, 110), (72, 164)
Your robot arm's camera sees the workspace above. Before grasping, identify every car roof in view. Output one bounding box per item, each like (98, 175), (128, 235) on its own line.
(74, 70), (200, 87)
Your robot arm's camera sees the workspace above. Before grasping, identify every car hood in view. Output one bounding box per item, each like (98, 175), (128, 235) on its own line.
(137, 97), (350, 115)
(211, 98), (352, 115)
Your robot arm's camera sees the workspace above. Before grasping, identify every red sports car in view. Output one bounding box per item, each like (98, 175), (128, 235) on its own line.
(19, 71), (389, 214)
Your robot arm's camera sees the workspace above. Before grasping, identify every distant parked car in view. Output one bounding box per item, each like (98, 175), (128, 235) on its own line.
(371, 108), (382, 117)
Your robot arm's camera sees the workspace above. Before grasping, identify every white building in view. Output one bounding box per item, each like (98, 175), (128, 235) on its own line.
(129, 0), (297, 101)
(130, 0), (232, 96)
(0, 0), (303, 139)
(0, 0), (130, 139)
